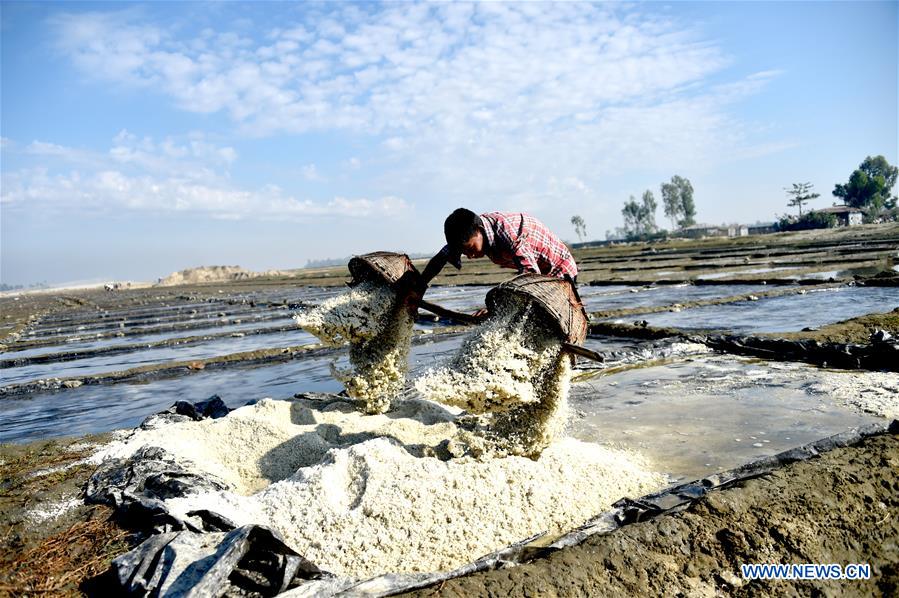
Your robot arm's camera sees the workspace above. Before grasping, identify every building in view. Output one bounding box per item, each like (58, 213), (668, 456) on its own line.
(677, 224), (728, 239)
(747, 222), (778, 235)
(727, 224), (749, 237)
(814, 206), (864, 226)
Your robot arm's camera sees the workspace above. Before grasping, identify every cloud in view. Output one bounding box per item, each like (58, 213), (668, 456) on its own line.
(300, 163), (325, 182)
(1, 136), (408, 220)
(50, 3), (739, 139)
(43, 3), (789, 229)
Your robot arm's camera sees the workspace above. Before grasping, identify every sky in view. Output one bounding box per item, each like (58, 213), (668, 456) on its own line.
(1, 1), (897, 286)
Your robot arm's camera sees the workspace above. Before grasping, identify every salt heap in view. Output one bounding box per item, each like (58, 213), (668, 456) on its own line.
(93, 396), (667, 578)
(415, 295), (572, 457)
(294, 281), (413, 414)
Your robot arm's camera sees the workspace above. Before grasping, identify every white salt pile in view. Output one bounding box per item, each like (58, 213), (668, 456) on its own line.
(94, 397), (666, 578)
(415, 295), (573, 457)
(294, 281), (413, 414)
(94, 397), (458, 494)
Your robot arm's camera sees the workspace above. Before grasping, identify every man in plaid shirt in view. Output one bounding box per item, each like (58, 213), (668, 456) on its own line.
(417, 208), (578, 303)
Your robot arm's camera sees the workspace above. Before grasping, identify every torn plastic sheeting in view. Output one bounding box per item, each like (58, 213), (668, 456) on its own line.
(703, 335), (899, 372)
(86, 444), (233, 533)
(89, 398), (896, 597)
(103, 526), (548, 598)
(103, 525), (328, 597)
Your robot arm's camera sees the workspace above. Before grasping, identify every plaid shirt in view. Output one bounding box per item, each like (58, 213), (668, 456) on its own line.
(441, 212), (578, 279)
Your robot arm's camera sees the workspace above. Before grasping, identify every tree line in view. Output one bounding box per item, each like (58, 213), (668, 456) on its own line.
(613, 175), (697, 241)
(779, 155), (897, 231)
(569, 154), (898, 242)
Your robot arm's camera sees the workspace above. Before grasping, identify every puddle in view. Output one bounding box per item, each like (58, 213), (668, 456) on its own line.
(628, 286), (898, 333)
(569, 355), (888, 484)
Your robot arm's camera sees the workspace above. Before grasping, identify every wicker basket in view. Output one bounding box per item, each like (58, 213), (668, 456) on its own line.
(486, 274), (588, 344)
(348, 252), (419, 288)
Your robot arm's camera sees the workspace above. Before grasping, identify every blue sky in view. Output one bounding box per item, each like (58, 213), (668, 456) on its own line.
(1, 1), (896, 286)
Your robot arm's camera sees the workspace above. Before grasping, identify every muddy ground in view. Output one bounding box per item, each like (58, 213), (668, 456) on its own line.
(405, 433), (898, 598)
(0, 435), (134, 596)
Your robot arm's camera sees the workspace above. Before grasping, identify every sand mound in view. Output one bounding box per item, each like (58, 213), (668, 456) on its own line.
(93, 397), (666, 578)
(157, 265), (293, 286)
(158, 265), (254, 286)
(294, 282), (414, 414)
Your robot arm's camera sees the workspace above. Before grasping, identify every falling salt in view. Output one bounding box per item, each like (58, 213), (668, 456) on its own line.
(294, 281), (413, 414)
(415, 295), (574, 457)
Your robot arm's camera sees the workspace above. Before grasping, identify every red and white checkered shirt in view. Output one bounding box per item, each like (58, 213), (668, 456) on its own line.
(441, 212), (578, 279)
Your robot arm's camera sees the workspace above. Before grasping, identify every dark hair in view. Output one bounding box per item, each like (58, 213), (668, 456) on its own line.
(444, 208), (480, 248)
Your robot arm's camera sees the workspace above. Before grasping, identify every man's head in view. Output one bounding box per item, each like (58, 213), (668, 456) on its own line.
(444, 208), (485, 259)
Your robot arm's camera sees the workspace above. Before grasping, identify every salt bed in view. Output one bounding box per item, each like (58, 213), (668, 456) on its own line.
(91, 397), (666, 578)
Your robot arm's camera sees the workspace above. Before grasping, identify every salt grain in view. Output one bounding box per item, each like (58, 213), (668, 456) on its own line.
(97, 397), (666, 578)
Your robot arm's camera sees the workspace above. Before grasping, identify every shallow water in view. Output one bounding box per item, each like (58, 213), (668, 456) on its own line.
(579, 284), (771, 312)
(569, 356), (884, 483)
(696, 266), (800, 280)
(418, 284), (775, 315)
(15, 309), (294, 345)
(0, 333), (467, 443)
(0, 329), (320, 386)
(22, 304), (287, 338)
(627, 286), (898, 333)
(0, 316), (298, 360)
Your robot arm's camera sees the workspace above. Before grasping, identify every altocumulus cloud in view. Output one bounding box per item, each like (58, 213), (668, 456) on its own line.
(43, 2), (786, 212)
(1, 133), (408, 220)
(49, 3), (732, 137)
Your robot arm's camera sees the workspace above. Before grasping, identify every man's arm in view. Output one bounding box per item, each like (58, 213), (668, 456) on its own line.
(420, 247), (450, 290)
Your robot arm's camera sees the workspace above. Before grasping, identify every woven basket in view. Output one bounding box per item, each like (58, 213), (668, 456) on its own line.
(486, 274), (588, 344)
(348, 252), (419, 287)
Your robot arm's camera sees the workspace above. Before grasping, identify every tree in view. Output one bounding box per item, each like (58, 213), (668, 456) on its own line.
(660, 175), (696, 229)
(778, 211), (836, 232)
(570, 215), (587, 242)
(833, 155), (898, 212)
(642, 190), (657, 232)
(621, 190), (658, 238)
(784, 182), (820, 217)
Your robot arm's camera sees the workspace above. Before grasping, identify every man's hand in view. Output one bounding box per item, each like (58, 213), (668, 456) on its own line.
(471, 307), (489, 321)
(404, 286), (424, 311)
(397, 270), (425, 311)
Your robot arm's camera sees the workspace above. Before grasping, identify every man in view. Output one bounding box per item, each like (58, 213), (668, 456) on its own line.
(414, 208), (578, 315)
